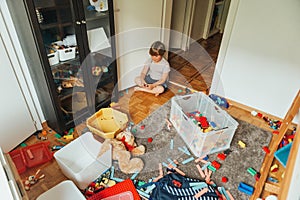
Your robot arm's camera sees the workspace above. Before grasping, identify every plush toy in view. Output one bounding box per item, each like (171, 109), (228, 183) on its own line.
(115, 131), (145, 155)
(98, 131), (145, 174)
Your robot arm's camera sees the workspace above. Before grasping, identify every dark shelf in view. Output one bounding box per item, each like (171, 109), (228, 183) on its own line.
(84, 9), (109, 22)
(39, 22), (73, 30)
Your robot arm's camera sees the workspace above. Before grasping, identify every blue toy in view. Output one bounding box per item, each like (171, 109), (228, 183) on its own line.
(209, 94), (229, 108)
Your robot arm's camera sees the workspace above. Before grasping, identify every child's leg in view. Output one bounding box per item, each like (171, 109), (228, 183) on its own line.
(134, 85), (164, 96)
(134, 76), (143, 87)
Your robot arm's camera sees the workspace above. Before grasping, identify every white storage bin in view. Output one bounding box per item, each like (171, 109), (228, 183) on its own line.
(58, 47), (76, 61)
(48, 51), (59, 66)
(170, 92), (238, 157)
(54, 132), (112, 190)
(37, 180), (85, 200)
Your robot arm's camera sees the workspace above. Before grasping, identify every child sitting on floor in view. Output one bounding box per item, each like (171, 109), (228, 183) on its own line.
(134, 41), (170, 96)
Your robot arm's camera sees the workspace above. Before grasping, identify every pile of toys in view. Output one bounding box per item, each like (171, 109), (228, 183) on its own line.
(187, 111), (218, 133)
(251, 111), (282, 130)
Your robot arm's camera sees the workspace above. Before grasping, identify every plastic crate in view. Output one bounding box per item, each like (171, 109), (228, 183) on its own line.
(274, 142), (292, 168)
(8, 149), (26, 174)
(37, 180), (85, 200)
(170, 92), (239, 157)
(47, 51), (59, 66)
(9, 142), (53, 174)
(57, 47), (76, 61)
(87, 179), (140, 200)
(21, 141), (53, 168)
(87, 108), (128, 139)
(54, 132), (112, 190)
(102, 191), (134, 200)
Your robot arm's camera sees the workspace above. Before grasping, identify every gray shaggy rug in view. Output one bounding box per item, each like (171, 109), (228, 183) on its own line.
(113, 100), (272, 200)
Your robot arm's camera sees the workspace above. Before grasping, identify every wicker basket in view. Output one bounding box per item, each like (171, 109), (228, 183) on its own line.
(86, 108), (128, 139)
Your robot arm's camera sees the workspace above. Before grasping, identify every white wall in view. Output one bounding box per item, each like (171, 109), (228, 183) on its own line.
(211, 0), (300, 120)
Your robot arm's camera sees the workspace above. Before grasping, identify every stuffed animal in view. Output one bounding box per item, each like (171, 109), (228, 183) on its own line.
(98, 131), (145, 174)
(115, 131), (145, 156)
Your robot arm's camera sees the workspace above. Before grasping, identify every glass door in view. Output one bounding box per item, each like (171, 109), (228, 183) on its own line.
(33, 0), (88, 123)
(79, 0), (118, 112)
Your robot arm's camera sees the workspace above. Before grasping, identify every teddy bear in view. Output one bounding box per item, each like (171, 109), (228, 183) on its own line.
(98, 131), (145, 174)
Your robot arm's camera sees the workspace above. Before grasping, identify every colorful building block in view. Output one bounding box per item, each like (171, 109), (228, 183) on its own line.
(211, 160), (221, 170)
(217, 153), (227, 160)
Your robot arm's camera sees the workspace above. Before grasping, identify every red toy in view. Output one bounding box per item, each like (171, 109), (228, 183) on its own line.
(221, 176), (228, 183)
(217, 153), (227, 160)
(211, 160), (221, 170)
(262, 146), (270, 154)
(199, 116), (209, 129)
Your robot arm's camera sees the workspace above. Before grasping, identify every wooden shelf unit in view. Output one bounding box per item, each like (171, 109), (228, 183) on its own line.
(251, 90), (300, 199)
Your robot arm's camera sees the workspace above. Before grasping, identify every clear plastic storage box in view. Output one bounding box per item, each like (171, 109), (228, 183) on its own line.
(54, 132), (112, 190)
(170, 92), (238, 157)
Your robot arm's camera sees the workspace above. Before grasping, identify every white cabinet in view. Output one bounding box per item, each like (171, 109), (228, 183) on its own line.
(0, 1), (42, 152)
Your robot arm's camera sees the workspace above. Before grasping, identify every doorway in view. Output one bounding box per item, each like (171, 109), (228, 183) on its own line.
(168, 0), (232, 93)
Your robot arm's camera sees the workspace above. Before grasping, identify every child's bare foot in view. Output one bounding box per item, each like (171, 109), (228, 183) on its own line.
(134, 86), (142, 91)
(155, 93), (160, 97)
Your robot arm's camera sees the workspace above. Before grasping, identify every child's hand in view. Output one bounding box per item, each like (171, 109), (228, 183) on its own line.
(147, 84), (155, 90)
(143, 83), (149, 88)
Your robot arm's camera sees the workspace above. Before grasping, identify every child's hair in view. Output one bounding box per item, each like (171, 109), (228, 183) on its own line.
(149, 41), (166, 56)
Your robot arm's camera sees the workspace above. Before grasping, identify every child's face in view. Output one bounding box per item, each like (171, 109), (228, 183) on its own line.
(151, 55), (162, 63)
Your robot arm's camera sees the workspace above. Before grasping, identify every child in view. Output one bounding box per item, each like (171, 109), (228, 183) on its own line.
(134, 41), (170, 96)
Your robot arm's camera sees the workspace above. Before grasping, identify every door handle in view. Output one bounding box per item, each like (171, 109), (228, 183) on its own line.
(81, 20), (86, 24)
(76, 21), (81, 25)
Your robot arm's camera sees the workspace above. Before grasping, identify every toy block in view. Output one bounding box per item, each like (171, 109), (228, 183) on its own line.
(238, 182), (254, 195)
(137, 189), (150, 199)
(262, 146), (270, 154)
(254, 172), (261, 181)
(273, 130), (279, 135)
(170, 139), (174, 149)
(211, 160), (221, 170)
(226, 190), (235, 200)
(162, 162), (168, 168)
(130, 171), (139, 180)
(196, 164), (206, 178)
(182, 157), (194, 165)
(207, 165), (216, 172)
(217, 153), (227, 160)
(251, 110), (258, 116)
(221, 176), (228, 183)
(270, 164), (279, 172)
(223, 149), (232, 155)
(110, 166), (115, 179)
(194, 187), (209, 199)
(167, 158), (177, 167)
(218, 187), (230, 200)
(201, 161), (212, 171)
(147, 137), (153, 143)
(247, 167), (257, 176)
(238, 140), (246, 148)
(202, 155), (209, 160)
(268, 177), (279, 183)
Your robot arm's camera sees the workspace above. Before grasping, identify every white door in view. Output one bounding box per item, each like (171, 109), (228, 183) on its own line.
(169, 0), (195, 51)
(0, 10), (38, 152)
(114, 0), (172, 91)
